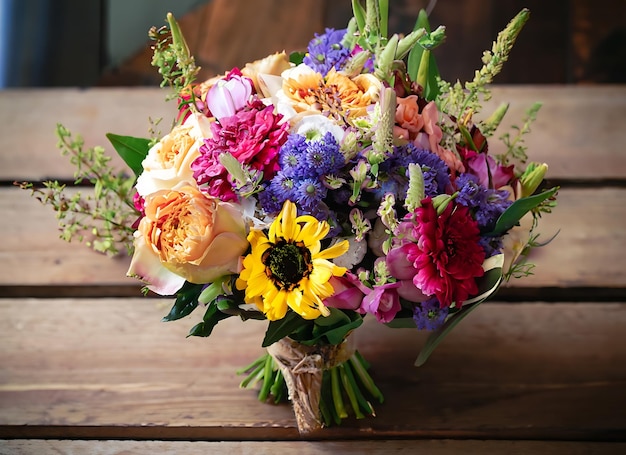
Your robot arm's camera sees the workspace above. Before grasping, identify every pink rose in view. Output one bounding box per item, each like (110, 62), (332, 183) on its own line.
(466, 153), (515, 189)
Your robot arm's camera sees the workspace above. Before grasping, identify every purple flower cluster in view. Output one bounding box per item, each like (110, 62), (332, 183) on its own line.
(455, 173), (513, 257)
(413, 297), (449, 331)
(260, 132), (344, 218)
(455, 173), (512, 232)
(378, 143), (450, 199)
(303, 28), (351, 75)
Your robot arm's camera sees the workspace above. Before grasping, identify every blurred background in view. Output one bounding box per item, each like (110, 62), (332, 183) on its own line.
(0, 0), (624, 88)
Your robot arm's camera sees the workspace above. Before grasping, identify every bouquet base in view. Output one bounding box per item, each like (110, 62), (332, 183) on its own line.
(238, 337), (384, 434)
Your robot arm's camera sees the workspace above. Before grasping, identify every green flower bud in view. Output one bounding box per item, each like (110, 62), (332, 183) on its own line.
(520, 162), (548, 197)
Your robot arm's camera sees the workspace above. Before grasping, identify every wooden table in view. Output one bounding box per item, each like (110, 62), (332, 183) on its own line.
(0, 86), (625, 454)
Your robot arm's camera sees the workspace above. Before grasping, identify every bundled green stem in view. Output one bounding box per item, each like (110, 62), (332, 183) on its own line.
(237, 349), (382, 429)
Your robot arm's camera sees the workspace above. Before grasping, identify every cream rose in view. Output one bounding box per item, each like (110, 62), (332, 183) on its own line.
(241, 51), (292, 98)
(135, 113), (212, 196)
(127, 185), (249, 295)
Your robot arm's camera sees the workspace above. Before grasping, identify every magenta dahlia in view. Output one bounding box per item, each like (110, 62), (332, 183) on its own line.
(391, 197), (486, 308)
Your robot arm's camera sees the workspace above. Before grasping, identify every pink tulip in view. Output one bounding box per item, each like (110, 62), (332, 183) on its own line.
(206, 73), (254, 122)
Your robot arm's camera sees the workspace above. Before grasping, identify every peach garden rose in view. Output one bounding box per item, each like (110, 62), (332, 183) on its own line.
(127, 184), (249, 295)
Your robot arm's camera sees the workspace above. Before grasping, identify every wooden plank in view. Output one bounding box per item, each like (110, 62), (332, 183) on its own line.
(2, 86), (625, 181)
(2, 439), (625, 455)
(0, 299), (624, 440)
(480, 85), (626, 179)
(0, 89), (174, 182)
(1, 186), (623, 290)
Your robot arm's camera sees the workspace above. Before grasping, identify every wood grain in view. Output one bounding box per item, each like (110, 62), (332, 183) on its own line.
(2, 86), (624, 181)
(2, 439), (625, 455)
(0, 299), (624, 440)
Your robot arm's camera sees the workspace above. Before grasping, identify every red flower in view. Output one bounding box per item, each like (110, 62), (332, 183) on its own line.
(407, 198), (485, 308)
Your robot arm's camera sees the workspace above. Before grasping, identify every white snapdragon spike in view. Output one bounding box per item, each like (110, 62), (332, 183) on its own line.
(293, 114), (346, 143)
(135, 113), (212, 196)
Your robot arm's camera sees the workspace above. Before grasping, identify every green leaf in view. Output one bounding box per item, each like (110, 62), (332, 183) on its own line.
(289, 51), (306, 65)
(187, 303), (231, 337)
(407, 8), (442, 100)
(351, 0), (367, 33)
(106, 133), (151, 178)
(488, 186), (559, 236)
(415, 254), (504, 366)
(162, 281), (204, 322)
(262, 312), (306, 347)
(299, 309), (363, 346)
(458, 123), (479, 152)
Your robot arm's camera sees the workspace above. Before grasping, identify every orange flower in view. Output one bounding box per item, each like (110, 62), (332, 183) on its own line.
(394, 95), (424, 140)
(280, 65), (380, 119)
(128, 185), (249, 294)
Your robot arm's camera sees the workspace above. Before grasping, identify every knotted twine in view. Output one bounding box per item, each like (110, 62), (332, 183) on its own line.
(267, 336), (354, 434)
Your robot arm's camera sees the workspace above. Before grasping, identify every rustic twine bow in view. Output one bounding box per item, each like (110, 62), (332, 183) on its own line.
(267, 337), (353, 434)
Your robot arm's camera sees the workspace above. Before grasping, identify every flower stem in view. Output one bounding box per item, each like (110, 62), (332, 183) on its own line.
(349, 352), (384, 403)
(339, 364), (364, 419)
(330, 367), (348, 419)
(257, 354), (274, 402)
(343, 360), (375, 416)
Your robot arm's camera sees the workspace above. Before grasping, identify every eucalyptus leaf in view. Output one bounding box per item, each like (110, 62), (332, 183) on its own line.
(488, 186), (558, 236)
(106, 133), (151, 178)
(162, 281), (204, 322)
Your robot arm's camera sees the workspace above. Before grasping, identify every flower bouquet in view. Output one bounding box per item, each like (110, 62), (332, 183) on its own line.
(21, 1), (558, 434)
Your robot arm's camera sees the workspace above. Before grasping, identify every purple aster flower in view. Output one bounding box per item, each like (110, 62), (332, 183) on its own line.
(303, 28), (351, 75)
(294, 177), (327, 212)
(278, 134), (308, 177)
(479, 235), (505, 257)
(379, 144), (450, 199)
(258, 185), (284, 215)
(302, 132), (344, 177)
(413, 297), (449, 331)
(456, 173), (513, 232)
(269, 171), (297, 202)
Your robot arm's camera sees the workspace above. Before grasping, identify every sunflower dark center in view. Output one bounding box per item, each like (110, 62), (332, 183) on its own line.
(262, 239), (312, 291)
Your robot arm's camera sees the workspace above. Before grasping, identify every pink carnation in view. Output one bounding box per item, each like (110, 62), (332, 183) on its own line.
(192, 99), (289, 201)
(388, 198), (485, 308)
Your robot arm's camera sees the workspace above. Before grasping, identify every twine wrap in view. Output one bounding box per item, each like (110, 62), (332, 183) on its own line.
(267, 337), (354, 434)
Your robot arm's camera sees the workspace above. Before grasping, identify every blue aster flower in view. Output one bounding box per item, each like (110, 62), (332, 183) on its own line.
(413, 297), (449, 331)
(303, 28), (351, 75)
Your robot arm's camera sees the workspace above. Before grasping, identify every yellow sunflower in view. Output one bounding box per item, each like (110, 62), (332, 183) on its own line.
(236, 201), (349, 321)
